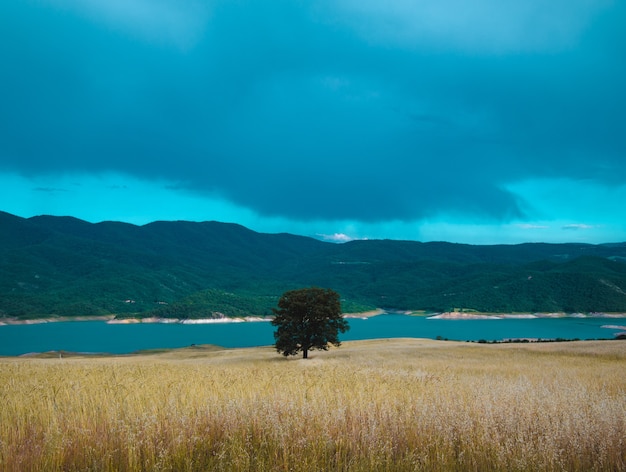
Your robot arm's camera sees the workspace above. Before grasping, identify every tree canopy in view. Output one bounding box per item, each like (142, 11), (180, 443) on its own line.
(271, 287), (349, 359)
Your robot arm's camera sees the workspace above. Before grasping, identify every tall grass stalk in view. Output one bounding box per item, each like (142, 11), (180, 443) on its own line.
(1, 339), (624, 471)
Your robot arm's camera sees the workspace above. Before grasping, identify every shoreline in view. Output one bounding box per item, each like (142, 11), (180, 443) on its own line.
(0, 315), (117, 326)
(107, 316), (274, 325)
(343, 309), (386, 319)
(1, 310), (625, 326)
(0, 310), (388, 326)
(426, 311), (626, 320)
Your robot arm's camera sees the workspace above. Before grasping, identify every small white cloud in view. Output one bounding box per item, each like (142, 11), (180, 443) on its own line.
(517, 223), (549, 230)
(317, 232), (365, 243)
(562, 223), (594, 230)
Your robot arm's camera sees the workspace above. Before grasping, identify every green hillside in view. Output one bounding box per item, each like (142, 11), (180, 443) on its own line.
(1, 211), (626, 319)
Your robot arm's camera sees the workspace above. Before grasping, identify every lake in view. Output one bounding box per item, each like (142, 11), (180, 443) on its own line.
(1, 315), (624, 356)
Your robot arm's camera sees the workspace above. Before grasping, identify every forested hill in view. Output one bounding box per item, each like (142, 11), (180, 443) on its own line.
(2, 211), (626, 319)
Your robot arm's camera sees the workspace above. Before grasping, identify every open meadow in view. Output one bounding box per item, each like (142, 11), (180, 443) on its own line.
(1, 339), (624, 471)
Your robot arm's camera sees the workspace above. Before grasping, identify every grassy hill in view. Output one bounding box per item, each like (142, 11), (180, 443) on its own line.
(1, 211), (626, 319)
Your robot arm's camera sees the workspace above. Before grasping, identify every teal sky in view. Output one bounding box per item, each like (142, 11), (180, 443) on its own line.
(1, 0), (625, 244)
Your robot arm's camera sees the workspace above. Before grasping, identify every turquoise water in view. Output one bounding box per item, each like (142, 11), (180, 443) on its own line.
(1, 315), (624, 356)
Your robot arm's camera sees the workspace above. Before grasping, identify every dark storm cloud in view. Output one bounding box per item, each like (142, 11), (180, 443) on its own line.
(1, 0), (624, 223)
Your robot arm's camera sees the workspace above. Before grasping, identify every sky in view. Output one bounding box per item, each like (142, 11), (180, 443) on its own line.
(1, 0), (625, 244)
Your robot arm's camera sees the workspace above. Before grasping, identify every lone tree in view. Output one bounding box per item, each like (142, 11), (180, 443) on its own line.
(271, 287), (349, 359)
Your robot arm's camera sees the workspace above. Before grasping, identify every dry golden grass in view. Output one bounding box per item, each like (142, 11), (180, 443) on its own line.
(1, 339), (624, 471)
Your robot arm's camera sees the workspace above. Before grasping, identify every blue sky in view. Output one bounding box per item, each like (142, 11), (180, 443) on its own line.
(1, 0), (625, 244)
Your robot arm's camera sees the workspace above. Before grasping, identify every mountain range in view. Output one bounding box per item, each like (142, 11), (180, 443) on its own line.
(1, 211), (626, 320)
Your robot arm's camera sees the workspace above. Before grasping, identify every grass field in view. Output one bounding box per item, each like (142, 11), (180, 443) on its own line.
(1, 339), (624, 471)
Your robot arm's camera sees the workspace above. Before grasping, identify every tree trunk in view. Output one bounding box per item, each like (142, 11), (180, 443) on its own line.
(302, 349), (308, 359)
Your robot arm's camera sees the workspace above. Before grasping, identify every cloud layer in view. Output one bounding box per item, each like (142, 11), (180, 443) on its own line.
(1, 0), (625, 230)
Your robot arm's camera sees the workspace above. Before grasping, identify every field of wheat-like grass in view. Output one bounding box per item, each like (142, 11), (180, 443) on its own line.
(1, 338), (624, 471)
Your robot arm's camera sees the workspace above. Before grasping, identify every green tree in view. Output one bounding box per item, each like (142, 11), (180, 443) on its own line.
(271, 287), (349, 359)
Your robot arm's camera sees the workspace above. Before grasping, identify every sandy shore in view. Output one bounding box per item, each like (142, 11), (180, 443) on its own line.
(0, 315), (117, 326)
(343, 309), (385, 319)
(0, 315), (271, 326)
(107, 316), (273, 324)
(427, 312), (504, 320)
(180, 316), (272, 324)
